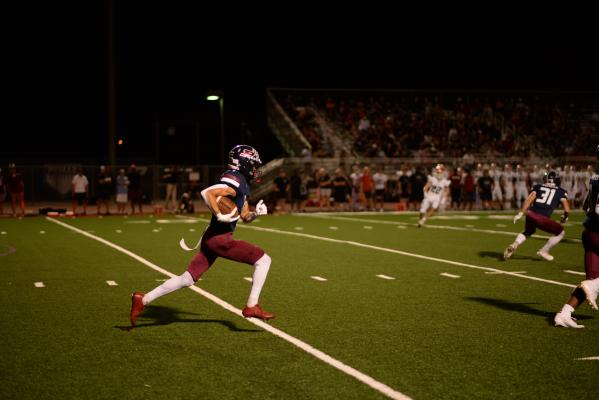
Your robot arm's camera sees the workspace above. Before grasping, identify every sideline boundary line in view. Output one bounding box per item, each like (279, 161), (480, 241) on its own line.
(46, 216), (412, 400)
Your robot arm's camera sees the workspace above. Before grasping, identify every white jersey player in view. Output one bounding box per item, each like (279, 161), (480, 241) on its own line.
(418, 164), (450, 227)
(514, 164), (529, 209)
(490, 163), (503, 209)
(502, 164), (515, 209)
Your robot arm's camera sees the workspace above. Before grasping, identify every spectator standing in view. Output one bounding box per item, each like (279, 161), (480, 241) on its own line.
(349, 164), (363, 211)
(96, 165), (113, 215)
(450, 166), (463, 210)
(7, 164), (25, 217)
(290, 169), (308, 212)
(332, 168), (350, 211)
(71, 168), (89, 215)
(317, 168), (332, 210)
(115, 168), (130, 215)
(360, 166), (374, 211)
(128, 164), (143, 215)
(163, 166), (179, 212)
(272, 170), (290, 214)
(0, 167), (6, 215)
(373, 165), (388, 212)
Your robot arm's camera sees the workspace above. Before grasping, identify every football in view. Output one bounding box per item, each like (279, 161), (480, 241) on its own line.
(216, 196), (239, 216)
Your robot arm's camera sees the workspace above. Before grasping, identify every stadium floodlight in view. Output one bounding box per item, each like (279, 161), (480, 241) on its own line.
(206, 90), (225, 165)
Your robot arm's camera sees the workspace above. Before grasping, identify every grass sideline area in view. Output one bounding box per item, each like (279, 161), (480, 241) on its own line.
(0, 212), (597, 399)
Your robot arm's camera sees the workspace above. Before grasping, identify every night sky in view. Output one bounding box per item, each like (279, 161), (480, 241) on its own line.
(4, 3), (597, 166)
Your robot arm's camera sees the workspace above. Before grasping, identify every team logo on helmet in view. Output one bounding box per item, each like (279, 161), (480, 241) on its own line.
(228, 145), (262, 181)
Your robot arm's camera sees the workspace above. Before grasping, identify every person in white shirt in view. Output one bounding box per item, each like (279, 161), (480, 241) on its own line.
(72, 168), (89, 215)
(418, 164), (450, 227)
(372, 165), (388, 212)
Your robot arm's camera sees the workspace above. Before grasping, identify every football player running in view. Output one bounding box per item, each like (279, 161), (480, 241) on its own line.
(418, 164), (450, 227)
(130, 145), (275, 325)
(503, 170), (570, 262)
(554, 146), (599, 328)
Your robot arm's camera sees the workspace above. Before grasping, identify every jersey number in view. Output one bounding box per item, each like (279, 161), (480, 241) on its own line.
(536, 187), (556, 205)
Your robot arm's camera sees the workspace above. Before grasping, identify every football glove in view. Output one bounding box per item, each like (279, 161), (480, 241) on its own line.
(513, 212), (523, 224)
(216, 209), (240, 223)
(560, 212), (569, 224)
(255, 199), (268, 216)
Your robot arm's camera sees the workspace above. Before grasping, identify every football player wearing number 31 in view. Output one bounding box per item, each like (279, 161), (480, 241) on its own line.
(130, 145), (275, 325)
(503, 170), (571, 262)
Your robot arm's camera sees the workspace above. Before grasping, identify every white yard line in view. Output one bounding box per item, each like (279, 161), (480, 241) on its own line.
(564, 270), (585, 276)
(575, 356), (599, 361)
(298, 214), (582, 243)
(485, 271), (527, 275)
(181, 215), (577, 289)
(46, 217), (411, 400)
(440, 273), (461, 279)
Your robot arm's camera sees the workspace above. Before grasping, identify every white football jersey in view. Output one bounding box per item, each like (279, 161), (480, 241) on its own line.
(426, 175), (450, 197)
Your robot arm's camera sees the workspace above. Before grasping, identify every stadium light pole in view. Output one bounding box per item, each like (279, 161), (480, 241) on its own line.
(206, 91), (225, 166)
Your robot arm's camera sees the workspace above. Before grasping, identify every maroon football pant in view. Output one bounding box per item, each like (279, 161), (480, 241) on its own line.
(582, 229), (599, 279)
(186, 228), (265, 281)
(523, 210), (564, 237)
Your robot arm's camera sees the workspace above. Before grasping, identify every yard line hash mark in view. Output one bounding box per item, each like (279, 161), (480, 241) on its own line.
(106, 280), (119, 286)
(34, 282), (45, 288)
(244, 277), (253, 282)
(311, 276), (328, 281)
(564, 270), (585, 276)
(46, 217), (412, 400)
(441, 273), (461, 279)
(376, 274), (396, 280)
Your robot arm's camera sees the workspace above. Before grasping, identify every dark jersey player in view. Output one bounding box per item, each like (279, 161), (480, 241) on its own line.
(130, 145), (275, 325)
(503, 170), (570, 262)
(554, 146), (599, 328)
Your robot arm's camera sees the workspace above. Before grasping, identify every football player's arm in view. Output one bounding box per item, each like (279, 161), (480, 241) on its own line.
(240, 201), (255, 223)
(560, 197), (571, 223)
(582, 190), (591, 212)
(514, 192), (536, 223)
(201, 184), (237, 216)
(520, 191), (536, 212)
(241, 200), (267, 223)
(423, 182), (431, 194)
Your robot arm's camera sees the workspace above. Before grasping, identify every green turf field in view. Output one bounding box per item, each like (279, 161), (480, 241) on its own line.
(1, 211), (597, 399)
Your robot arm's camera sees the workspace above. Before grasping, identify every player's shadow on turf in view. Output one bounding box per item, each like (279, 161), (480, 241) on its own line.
(478, 251), (542, 262)
(114, 305), (262, 332)
(465, 297), (593, 326)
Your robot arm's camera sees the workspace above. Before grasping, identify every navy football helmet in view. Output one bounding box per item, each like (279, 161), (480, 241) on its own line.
(543, 170), (561, 186)
(228, 145), (262, 181)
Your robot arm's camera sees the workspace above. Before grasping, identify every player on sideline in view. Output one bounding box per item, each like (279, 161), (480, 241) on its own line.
(503, 170), (570, 261)
(418, 164), (450, 227)
(130, 145), (275, 325)
(554, 146), (599, 328)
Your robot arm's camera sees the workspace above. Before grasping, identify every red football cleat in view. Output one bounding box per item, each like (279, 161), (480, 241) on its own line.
(130, 291), (145, 326)
(242, 304), (275, 320)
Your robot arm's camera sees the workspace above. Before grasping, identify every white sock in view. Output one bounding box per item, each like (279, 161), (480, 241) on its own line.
(540, 231), (564, 253)
(560, 304), (574, 315)
(143, 271), (195, 305)
(514, 233), (526, 247)
(247, 254), (271, 307)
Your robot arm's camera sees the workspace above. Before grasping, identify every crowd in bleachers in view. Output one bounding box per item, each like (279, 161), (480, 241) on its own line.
(276, 91), (599, 159)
